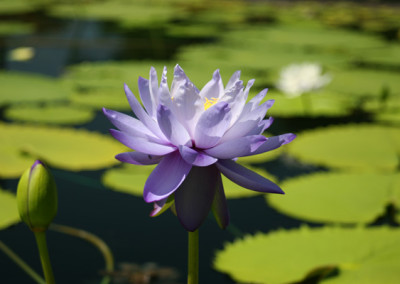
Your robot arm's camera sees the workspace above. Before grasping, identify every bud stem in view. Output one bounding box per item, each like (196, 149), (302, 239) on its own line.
(187, 229), (199, 284)
(34, 231), (55, 284)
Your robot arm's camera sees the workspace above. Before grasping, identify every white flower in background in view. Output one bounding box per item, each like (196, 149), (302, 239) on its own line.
(276, 63), (331, 98)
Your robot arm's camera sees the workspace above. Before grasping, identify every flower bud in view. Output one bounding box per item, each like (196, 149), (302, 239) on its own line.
(17, 160), (58, 232)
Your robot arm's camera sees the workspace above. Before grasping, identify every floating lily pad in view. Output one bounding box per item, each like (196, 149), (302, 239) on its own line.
(49, 0), (180, 28)
(355, 44), (400, 67)
(0, 22), (34, 35)
(4, 104), (95, 125)
(0, 123), (125, 178)
(62, 61), (171, 109)
(69, 88), (130, 110)
(287, 124), (400, 172)
(102, 164), (154, 197)
(102, 163), (277, 199)
(267, 172), (400, 224)
(0, 72), (68, 106)
(0, 0), (50, 14)
(325, 69), (400, 97)
(7, 47), (35, 61)
(214, 226), (400, 284)
(267, 90), (353, 117)
(0, 189), (20, 230)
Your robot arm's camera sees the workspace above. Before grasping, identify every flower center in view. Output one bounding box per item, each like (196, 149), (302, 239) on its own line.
(204, 97), (218, 110)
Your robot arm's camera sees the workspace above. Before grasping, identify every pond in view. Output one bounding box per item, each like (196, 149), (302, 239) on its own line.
(1, 1), (400, 284)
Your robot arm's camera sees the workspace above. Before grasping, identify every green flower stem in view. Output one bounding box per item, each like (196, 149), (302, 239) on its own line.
(0, 240), (46, 284)
(34, 231), (55, 284)
(187, 230), (199, 284)
(301, 93), (312, 115)
(49, 224), (114, 274)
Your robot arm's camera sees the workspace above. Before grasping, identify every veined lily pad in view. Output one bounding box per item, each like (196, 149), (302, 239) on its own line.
(4, 104), (95, 125)
(287, 124), (400, 172)
(267, 172), (400, 224)
(214, 226), (400, 284)
(102, 163), (277, 199)
(0, 72), (68, 106)
(0, 189), (20, 230)
(0, 123), (125, 178)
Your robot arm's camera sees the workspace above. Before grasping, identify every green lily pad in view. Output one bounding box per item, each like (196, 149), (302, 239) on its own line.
(0, 21), (34, 35)
(0, 123), (125, 178)
(49, 0), (180, 28)
(355, 44), (400, 67)
(102, 163), (277, 199)
(214, 226), (400, 284)
(0, 0), (50, 14)
(4, 104), (95, 125)
(102, 164), (154, 197)
(287, 124), (400, 172)
(62, 61), (172, 109)
(267, 172), (400, 224)
(69, 88), (130, 110)
(325, 69), (400, 97)
(0, 72), (68, 106)
(267, 90), (353, 117)
(0, 189), (20, 230)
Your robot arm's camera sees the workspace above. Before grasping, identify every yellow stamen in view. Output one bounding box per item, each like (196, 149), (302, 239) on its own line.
(204, 97), (218, 110)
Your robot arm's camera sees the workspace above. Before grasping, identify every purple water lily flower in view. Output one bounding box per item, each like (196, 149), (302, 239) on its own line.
(104, 65), (295, 231)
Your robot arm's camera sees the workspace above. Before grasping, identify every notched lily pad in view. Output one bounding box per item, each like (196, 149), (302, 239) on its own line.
(214, 226), (400, 284)
(267, 172), (400, 224)
(0, 123), (125, 178)
(0, 189), (20, 230)
(287, 124), (400, 172)
(4, 103), (95, 125)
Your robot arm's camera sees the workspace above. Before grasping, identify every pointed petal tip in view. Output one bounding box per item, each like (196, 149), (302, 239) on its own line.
(285, 133), (297, 144)
(213, 69), (221, 79)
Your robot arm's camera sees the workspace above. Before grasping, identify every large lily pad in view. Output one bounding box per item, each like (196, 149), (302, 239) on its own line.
(0, 72), (68, 106)
(214, 226), (400, 284)
(0, 123), (125, 178)
(267, 172), (400, 224)
(4, 104), (95, 125)
(102, 162), (277, 199)
(0, 189), (20, 230)
(287, 124), (400, 172)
